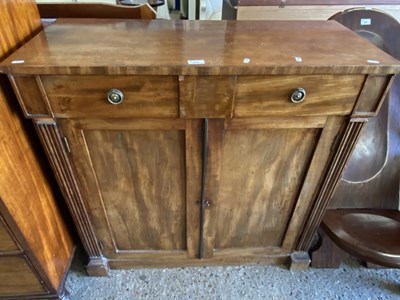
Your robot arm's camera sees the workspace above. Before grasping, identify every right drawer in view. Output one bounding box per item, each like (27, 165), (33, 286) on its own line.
(234, 75), (365, 117)
(0, 219), (19, 253)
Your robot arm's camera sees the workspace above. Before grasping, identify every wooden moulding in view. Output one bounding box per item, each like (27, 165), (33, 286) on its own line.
(296, 120), (367, 251)
(33, 121), (103, 259)
(108, 255), (289, 269)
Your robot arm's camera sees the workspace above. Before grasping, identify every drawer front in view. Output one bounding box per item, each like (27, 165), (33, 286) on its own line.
(179, 76), (236, 118)
(234, 75), (365, 117)
(41, 75), (179, 118)
(0, 256), (45, 296)
(0, 219), (19, 253)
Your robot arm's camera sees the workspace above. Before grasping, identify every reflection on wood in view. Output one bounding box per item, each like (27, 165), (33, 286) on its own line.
(84, 129), (186, 251)
(214, 128), (319, 249)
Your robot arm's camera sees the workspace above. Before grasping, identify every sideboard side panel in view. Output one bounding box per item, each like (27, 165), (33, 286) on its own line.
(34, 121), (103, 260)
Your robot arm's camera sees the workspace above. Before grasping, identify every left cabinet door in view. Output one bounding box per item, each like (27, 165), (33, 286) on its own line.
(60, 118), (202, 266)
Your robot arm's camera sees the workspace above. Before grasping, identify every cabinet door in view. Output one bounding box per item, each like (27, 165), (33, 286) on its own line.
(60, 119), (202, 263)
(202, 116), (344, 259)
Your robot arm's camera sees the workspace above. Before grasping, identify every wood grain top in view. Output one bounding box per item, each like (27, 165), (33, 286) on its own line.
(1, 19), (399, 75)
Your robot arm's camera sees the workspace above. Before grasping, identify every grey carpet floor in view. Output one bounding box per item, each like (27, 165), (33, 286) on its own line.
(65, 250), (400, 300)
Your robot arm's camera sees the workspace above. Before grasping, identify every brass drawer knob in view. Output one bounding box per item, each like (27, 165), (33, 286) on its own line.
(107, 89), (124, 105)
(290, 88), (306, 103)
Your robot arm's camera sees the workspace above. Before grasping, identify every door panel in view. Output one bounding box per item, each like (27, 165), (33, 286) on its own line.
(61, 119), (200, 260)
(84, 130), (186, 251)
(206, 116), (344, 257)
(214, 128), (319, 249)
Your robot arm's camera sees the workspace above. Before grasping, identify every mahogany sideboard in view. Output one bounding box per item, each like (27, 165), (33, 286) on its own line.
(0, 0), (74, 298)
(1, 19), (399, 275)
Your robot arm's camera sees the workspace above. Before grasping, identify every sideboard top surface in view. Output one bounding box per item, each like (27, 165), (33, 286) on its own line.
(1, 19), (399, 75)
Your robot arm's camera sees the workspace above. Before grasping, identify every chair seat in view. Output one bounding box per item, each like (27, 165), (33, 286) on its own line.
(322, 209), (400, 268)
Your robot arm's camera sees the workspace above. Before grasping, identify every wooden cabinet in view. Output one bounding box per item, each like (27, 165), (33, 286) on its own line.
(0, 0), (74, 297)
(1, 19), (399, 275)
(0, 217), (46, 297)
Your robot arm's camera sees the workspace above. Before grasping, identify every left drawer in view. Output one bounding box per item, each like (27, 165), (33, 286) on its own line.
(13, 75), (180, 118)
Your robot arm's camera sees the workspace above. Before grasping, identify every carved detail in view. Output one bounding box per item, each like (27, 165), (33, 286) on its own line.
(297, 120), (366, 251)
(34, 120), (102, 257)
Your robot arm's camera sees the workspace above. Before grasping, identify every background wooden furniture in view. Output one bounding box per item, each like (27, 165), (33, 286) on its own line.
(119, 0), (165, 9)
(37, 2), (156, 19)
(236, 0), (400, 21)
(313, 8), (400, 268)
(1, 19), (398, 275)
(0, 0), (74, 298)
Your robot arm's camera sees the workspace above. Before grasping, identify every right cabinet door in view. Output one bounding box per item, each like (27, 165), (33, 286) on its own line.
(203, 116), (345, 260)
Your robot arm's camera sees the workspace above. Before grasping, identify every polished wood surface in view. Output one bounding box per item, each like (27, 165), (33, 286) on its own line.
(179, 76), (236, 118)
(2, 18), (399, 272)
(59, 118), (192, 261)
(81, 127), (186, 252)
(322, 209), (400, 268)
(0, 0), (41, 61)
(0, 256), (45, 296)
(0, 0), (74, 296)
(38, 2), (155, 19)
(41, 75), (179, 118)
(234, 75), (365, 117)
(213, 127), (318, 250)
(1, 20), (400, 75)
